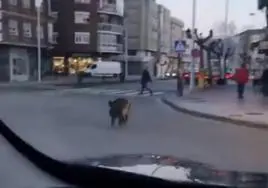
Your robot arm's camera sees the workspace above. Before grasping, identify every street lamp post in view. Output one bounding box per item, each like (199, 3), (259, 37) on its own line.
(123, 14), (128, 79)
(189, 0), (197, 91)
(124, 22), (128, 78)
(224, 0), (229, 36)
(219, 0), (229, 84)
(36, 1), (42, 82)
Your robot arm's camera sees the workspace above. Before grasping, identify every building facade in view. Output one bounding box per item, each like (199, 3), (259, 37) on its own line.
(125, 0), (158, 53)
(155, 4), (171, 78)
(121, 0), (158, 76)
(113, 0), (184, 77)
(51, 0), (124, 74)
(157, 4), (171, 55)
(232, 28), (267, 73)
(0, 0), (53, 82)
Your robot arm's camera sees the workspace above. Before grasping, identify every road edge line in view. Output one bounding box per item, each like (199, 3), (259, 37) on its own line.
(161, 97), (268, 130)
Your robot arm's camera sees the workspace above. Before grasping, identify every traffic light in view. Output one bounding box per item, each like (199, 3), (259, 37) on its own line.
(185, 29), (192, 39)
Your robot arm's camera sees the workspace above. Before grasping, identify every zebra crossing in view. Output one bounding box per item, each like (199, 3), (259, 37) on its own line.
(42, 88), (165, 97)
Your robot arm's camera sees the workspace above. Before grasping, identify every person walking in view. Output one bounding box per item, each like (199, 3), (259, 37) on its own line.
(261, 67), (268, 96)
(230, 63), (249, 99)
(139, 67), (153, 96)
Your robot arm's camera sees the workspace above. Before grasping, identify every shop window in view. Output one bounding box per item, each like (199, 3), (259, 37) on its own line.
(68, 57), (93, 74)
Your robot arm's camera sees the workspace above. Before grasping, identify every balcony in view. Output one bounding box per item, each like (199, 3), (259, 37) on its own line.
(98, 3), (122, 16)
(97, 43), (123, 53)
(98, 23), (124, 35)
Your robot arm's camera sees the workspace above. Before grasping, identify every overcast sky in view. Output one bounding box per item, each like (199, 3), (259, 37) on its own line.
(157, 0), (266, 34)
(39, 0), (266, 34)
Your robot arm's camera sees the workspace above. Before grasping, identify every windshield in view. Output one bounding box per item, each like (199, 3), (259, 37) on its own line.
(1, 0), (268, 187)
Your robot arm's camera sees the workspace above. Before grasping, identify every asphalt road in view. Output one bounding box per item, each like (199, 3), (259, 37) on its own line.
(1, 80), (268, 187)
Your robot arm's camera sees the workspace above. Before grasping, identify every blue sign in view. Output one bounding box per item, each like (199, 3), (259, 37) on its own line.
(174, 40), (186, 53)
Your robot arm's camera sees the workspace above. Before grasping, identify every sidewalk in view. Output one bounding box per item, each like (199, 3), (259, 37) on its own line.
(0, 75), (141, 91)
(162, 85), (268, 129)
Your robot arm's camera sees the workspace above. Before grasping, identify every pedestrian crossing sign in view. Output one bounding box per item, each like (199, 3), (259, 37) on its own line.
(175, 40), (186, 53)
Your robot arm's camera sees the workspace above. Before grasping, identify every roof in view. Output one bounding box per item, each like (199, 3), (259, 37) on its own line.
(171, 17), (184, 28)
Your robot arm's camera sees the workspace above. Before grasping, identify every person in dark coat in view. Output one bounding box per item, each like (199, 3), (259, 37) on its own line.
(139, 67), (153, 95)
(261, 67), (268, 96)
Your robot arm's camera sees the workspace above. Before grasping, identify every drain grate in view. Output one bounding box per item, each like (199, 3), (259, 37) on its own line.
(245, 112), (264, 116)
(229, 114), (243, 118)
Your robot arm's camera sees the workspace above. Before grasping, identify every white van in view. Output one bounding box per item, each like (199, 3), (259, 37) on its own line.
(76, 60), (124, 83)
(85, 61), (122, 78)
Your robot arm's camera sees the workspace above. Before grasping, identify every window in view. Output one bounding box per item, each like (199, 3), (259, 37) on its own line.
(98, 33), (117, 45)
(36, 25), (44, 39)
(51, 11), (58, 19)
(52, 32), (58, 44)
(23, 22), (32, 38)
(8, 19), (18, 36)
(99, 14), (109, 23)
(9, 0), (17, 6)
(22, 0), (30, 8)
(48, 23), (54, 43)
(74, 32), (90, 44)
(74, 11), (90, 24)
(75, 0), (91, 4)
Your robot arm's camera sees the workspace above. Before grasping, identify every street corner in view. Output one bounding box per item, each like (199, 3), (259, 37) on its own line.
(161, 95), (268, 130)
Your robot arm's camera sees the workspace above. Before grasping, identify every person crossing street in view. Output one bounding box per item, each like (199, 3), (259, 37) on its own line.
(139, 67), (153, 96)
(230, 63), (249, 99)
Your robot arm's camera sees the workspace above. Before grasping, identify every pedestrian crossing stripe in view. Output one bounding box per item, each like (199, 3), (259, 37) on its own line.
(42, 88), (165, 97)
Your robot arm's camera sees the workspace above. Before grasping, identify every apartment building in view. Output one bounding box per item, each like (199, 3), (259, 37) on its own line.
(232, 28), (267, 72)
(51, 0), (124, 75)
(0, 0), (53, 82)
(122, 0), (158, 75)
(157, 4), (171, 55)
(125, 0), (158, 53)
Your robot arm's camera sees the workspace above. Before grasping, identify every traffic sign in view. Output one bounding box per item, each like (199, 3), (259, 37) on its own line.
(174, 40), (186, 53)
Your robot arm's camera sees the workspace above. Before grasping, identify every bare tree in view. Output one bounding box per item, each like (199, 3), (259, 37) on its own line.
(185, 27), (236, 85)
(207, 37), (236, 85)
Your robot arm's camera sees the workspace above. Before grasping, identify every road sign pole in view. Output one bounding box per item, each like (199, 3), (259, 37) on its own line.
(174, 40), (186, 96)
(190, 0), (197, 91)
(177, 53), (183, 96)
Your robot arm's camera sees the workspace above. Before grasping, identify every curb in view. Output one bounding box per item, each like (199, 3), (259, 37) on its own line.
(0, 79), (141, 91)
(161, 97), (268, 130)
(54, 79), (140, 87)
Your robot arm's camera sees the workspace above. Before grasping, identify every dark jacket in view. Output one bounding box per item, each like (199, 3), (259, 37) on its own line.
(141, 70), (152, 84)
(261, 69), (268, 85)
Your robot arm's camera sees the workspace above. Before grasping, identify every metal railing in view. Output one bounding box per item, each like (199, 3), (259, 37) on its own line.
(97, 43), (123, 53)
(98, 23), (123, 34)
(98, 4), (121, 15)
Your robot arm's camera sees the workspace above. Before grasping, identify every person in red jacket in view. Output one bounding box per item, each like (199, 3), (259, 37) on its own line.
(230, 63), (249, 99)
